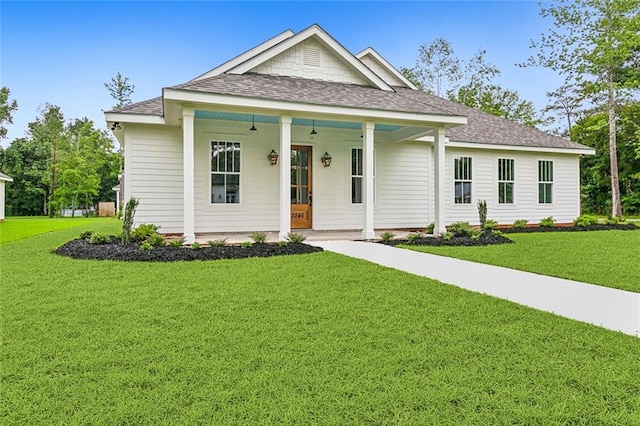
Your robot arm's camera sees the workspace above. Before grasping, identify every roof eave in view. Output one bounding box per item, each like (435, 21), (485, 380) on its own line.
(446, 140), (596, 155)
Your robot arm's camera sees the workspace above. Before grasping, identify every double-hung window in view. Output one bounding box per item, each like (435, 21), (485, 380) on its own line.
(498, 158), (515, 204)
(454, 157), (472, 204)
(351, 148), (375, 204)
(211, 141), (240, 204)
(538, 160), (553, 204)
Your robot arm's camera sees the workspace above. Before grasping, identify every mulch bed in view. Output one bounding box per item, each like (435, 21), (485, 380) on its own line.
(54, 238), (323, 262)
(382, 230), (514, 247)
(500, 223), (638, 233)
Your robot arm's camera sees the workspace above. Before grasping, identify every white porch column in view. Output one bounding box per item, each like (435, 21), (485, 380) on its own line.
(182, 107), (195, 244)
(279, 115), (292, 241)
(434, 127), (447, 234)
(362, 121), (375, 239)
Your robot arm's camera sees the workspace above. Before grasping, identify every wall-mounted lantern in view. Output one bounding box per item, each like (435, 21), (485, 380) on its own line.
(321, 152), (332, 168)
(267, 149), (279, 166)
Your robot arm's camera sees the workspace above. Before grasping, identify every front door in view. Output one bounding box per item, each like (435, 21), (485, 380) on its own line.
(291, 145), (312, 229)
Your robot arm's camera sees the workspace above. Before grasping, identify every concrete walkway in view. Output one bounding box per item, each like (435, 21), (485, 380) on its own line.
(311, 241), (640, 337)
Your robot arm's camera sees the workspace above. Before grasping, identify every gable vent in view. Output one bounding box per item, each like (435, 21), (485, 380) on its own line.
(303, 47), (321, 67)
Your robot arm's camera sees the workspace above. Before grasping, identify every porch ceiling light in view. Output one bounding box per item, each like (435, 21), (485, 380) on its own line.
(309, 120), (318, 140)
(249, 114), (258, 134)
(321, 152), (332, 168)
(268, 149), (279, 166)
(111, 122), (121, 131)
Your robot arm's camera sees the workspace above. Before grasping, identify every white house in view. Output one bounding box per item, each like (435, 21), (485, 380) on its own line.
(0, 172), (13, 221)
(105, 24), (594, 243)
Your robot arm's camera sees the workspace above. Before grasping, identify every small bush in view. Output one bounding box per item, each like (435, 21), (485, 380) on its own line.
(441, 232), (453, 241)
(483, 219), (499, 230)
(492, 229), (503, 237)
(406, 232), (423, 244)
(477, 200), (487, 228)
(448, 221), (473, 237)
(191, 242), (201, 250)
(140, 241), (153, 251)
(168, 237), (185, 247)
(240, 241), (253, 248)
(604, 216), (620, 225)
(89, 233), (110, 245)
(132, 223), (160, 242)
(79, 230), (94, 240)
(285, 232), (306, 243)
(470, 230), (482, 241)
(208, 239), (228, 247)
(380, 231), (395, 243)
(539, 216), (556, 227)
(278, 241), (288, 247)
(573, 215), (598, 227)
(426, 222), (435, 234)
(513, 219), (529, 229)
(146, 233), (166, 247)
(250, 231), (268, 244)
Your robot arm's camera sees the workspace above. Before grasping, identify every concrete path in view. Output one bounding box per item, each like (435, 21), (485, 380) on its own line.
(311, 241), (640, 337)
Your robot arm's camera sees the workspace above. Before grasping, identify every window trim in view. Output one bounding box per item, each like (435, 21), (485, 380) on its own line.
(209, 140), (242, 206)
(537, 159), (554, 205)
(349, 146), (375, 205)
(453, 156), (473, 205)
(497, 158), (515, 205)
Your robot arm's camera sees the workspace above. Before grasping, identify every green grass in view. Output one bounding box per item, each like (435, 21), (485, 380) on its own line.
(402, 230), (640, 293)
(0, 216), (117, 244)
(2, 222), (640, 424)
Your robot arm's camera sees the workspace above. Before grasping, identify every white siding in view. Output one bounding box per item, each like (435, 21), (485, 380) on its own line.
(359, 55), (406, 87)
(0, 181), (5, 220)
(250, 38), (369, 85)
(127, 125), (184, 233)
(444, 148), (580, 225)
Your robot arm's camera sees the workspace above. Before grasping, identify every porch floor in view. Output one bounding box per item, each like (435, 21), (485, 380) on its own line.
(194, 229), (414, 244)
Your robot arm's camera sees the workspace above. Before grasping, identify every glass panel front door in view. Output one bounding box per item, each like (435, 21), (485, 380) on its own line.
(291, 146), (312, 228)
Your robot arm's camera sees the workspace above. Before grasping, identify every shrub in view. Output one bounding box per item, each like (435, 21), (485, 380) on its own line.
(470, 230), (482, 241)
(441, 232), (453, 241)
(250, 231), (268, 244)
(146, 233), (166, 247)
(573, 215), (597, 227)
(278, 241), (288, 247)
(477, 199), (487, 229)
(380, 231), (395, 243)
(285, 232), (306, 243)
(121, 197), (139, 245)
(140, 241), (153, 251)
(89, 233), (110, 245)
(406, 232), (423, 244)
(168, 237), (185, 247)
(240, 241), (253, 248)
(492, 229), (503, 237)
(132, 223), (160, 242)
(426, 222), (435, 234)
(191, 242), (201, 250)
(483, 219), (499, 230)
(207, 239), (227, 247)
(79, 230), (94, 240)
(448, 221), (473, 237)
(604, 216), (620, 225)
(513, 219), (529, 229)
(539, 216), (556, 227)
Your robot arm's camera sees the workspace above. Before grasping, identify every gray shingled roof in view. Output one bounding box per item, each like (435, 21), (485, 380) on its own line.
(111, 74), (589, 151)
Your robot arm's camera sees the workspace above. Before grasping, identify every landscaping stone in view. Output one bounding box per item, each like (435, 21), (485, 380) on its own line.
(381, 230), (513, 247)
(54, 238), (323, 262)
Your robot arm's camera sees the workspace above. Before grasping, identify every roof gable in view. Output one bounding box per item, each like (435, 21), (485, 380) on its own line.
(356, 47), (418, 90)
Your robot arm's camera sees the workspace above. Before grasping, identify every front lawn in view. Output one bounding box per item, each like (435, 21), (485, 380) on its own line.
(2, 223), (640, 423)
(0, 216), (116, 244)
(402, 230), (640, 293)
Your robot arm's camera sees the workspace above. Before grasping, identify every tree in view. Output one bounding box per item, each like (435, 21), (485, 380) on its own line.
(0, 87), (18, 140)
(544, 83), (583, 137)
(105, 72), (134, 109)
(524, 0), (640, 218)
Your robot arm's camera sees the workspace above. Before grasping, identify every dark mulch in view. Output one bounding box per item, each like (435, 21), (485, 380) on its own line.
(54, 238), (323, 262)
(501, 223), (639, 233)
(382, 231), (513, 247)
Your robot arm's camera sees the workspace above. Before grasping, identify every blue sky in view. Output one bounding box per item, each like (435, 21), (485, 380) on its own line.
(1, 1), (560, 147)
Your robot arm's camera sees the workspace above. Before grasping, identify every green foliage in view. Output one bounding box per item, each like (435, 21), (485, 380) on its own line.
(513, 219), (529, 229)
(139, 241), (153, 251)
(539, 216), (556, 227)
(380, 231), (395, 243)
(250, 231), (267, 244)
(0, 86), (18, 140)
(240, 241), (253, 248)
(278, 241), (288, 247)
(573, 215), (598, 227)
(207, 239), (227, 247)
(191, 241), (201, 250)
(105, 72), (134, 109)
(79, 230), (94, 240)
(477, 199), (487, 228)
(492, 229), (504, 237)
(406, 232), (423, 244)
(168, 237), (185, 247)
(89, 233), (110, 245)
(121, 197), (138, 245)
(604, 216), (620, 225)
(285, 232), (307, 243)
(483, 219), (499, 230)
(441, 232), (453, 241)
(448, 221), (474, 237)
(131, 223), (159, 242)
(426, 222), (435, 234)
(470, 230), (482, 241)
(146, 233), (165, 247)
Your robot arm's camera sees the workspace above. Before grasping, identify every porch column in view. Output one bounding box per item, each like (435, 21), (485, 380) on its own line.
(362, 121), (375, 239)
(279, 115), (292, 241)
(434, 127), (447, 234)
(183, 107), (195, 244)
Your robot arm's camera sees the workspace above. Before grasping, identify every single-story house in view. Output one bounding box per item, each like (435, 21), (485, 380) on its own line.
(0, 172), (13, 221)
(105, 24), (594, 242)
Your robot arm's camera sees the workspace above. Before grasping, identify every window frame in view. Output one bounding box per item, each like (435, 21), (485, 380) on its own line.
(210, 140), (242, 205)
(453, 156), (473, 205)
(538, 160), (554, 205)
(349, 147), (375, 205)
(497, 158), (515, 205)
